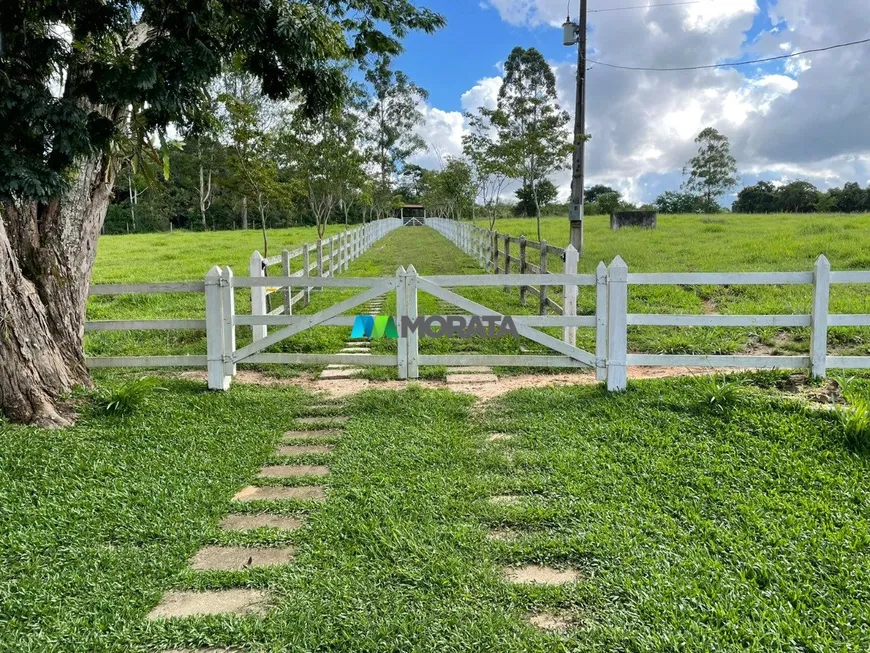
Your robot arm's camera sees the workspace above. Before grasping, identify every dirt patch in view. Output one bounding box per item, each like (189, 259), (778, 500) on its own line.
(702, 299), (719, 315)
(257, 465), (330, 478)
(188, 545), (295, 571)
(178, 367), (731, 403)
(502, 564), (582, 586)
(446, 373), (499, 384)
(219, 514), (305, 532)
(147, 589), (270, 619)
(528, 611), (574, 632)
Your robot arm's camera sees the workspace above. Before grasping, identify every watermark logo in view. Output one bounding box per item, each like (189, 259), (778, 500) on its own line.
(350, 316), (399, 340)
(350, 315), (518, 340)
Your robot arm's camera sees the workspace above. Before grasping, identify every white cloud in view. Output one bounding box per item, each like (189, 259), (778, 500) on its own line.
(460, 76), (502, 112)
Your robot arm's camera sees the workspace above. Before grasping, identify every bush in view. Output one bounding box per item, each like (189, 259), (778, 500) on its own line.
(694, 375), (745, 412)
(92, 378), (166, 416)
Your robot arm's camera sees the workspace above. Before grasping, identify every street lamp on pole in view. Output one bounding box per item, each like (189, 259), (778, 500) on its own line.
(564, 0), (588, 256)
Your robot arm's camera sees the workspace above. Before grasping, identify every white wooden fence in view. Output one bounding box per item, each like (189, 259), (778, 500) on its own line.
(248, 218), (401, 341)
(85, 217), (870, 387)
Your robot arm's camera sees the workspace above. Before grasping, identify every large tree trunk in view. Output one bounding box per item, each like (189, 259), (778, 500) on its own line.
(0, 157), (112, 427)
(241, 196), (248, 230)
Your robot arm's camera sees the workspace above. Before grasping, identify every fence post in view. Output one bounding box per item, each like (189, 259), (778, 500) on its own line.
(503, 235), (511, 289)
(221, 267), (236, 380)
(249, 251), (267, 342)
(810, 254), (831, 379)
(595, 262), (608, 382)
(302, 244), (311, 306)
(607, 256), (628, 392)
(397, 266), (408, 380)
(317, 238), (324, 290)
(492, 232), (500, 274)
(205, 266), (229, 391)
(519, 236), (528, 305)
(539, 241), (548, 316)
(407, 265), (420, 379)
(563, 245), (579, 346)
(328, 236), (336, 278)
(282, 249), (292, 315)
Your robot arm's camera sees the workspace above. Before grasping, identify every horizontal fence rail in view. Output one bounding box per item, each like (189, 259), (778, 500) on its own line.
(248, 218), (401, 340)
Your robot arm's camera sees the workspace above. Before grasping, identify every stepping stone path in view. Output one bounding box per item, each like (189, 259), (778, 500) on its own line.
(148, 409), (347, 638)
(487, 432), (514, 442)
(296, 416), (350, 426)
(233, 485), (327, 503)
(276, 444), (333, 456)
(220, 514), (305, 532)
(502, 564), (581, 586)
(258, 464), (330, 478)
(528, 612), (573, 632)
(148, 589), (270, 619)
(318, 297), (384, 380)
(189, 546), (295, 571)
(488, 494), (523, 507)
(282, 430), (341, 441)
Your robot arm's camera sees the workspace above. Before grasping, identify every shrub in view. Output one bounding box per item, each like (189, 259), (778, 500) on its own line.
(694, 375), (745, 412)
(839, 400), (870, 453)
(92, 378), (166, 416)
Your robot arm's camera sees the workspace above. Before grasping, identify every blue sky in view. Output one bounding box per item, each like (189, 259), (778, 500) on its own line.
(388, 0), (870, 204)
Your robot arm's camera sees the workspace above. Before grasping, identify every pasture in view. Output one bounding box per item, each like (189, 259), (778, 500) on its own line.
(86, 213), (870, 370)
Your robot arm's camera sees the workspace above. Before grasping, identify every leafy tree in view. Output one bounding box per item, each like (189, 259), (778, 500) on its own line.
(683, 127), (739, 209)
(514, 180), (558, 217)
(585, 184), (620, 204)
(462, 108), (510, 229)
(655, 190), (717, 214)
(838, 182), (867, 213)
(597, 192), (622, 216)
(432, 158), (475, 220)
(489, 47), (573, 240)
(779, 181), (818, 213)
(732, 181), (780, 214)
(0, 1), (443, 426)
(364, 55), (428, 193)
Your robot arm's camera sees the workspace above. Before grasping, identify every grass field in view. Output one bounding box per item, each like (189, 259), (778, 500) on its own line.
(2, 377), (868, 651)
(87, 213), (870, 370)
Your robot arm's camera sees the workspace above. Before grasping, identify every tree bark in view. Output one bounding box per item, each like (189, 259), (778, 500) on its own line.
(241, 196), (248, 230)
(0, 156), (113, 426)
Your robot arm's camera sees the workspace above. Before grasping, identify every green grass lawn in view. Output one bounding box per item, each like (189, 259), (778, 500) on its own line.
(2, 376), (868, 651)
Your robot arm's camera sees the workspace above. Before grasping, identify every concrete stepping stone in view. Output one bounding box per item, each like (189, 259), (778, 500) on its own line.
(447, 366), (494, 374)
(487, 433), (515, 442)
(319, 368), (363, 380)
(489, 495), (522, 506)
(527, 612), (573, 632)
(502, 565), (581, 586)
(340, 348), (372, 354)
(276, 444), (334, 456)
(282, 430), (341, 441)
(295, 416), (349, 425)
(189, 545), (295, 571)
(486, 527), (520, 542)
(148, 589), (270, 619)
(258, 464), (330, 478)
(232, 485), (326, 503)
(164, 648), (242, 653)
(447, 373), (499, 384)
(220, 513), (305, 532)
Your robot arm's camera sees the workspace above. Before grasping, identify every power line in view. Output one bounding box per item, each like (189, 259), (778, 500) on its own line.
(588, 1), (709, 14)
(587, 37), (870, 71)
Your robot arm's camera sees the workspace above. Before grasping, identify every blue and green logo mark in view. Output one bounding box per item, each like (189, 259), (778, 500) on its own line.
(350, 316), (399, 340)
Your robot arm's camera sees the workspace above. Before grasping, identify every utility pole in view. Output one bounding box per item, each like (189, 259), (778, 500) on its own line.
(564, 0), (588, 255)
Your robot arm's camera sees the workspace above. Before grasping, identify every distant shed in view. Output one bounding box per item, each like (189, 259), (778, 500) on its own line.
(398, 205), (426, 226)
